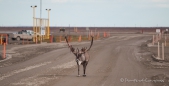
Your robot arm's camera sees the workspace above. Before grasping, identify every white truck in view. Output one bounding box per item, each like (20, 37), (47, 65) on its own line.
(10, 30), (34, 41)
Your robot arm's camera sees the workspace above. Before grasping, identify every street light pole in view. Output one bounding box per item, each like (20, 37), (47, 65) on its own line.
(40, 0), (42, 43)
(46, 9), (51, 39)
(31, 5), (37, 43)
(40, 0), (42, 19)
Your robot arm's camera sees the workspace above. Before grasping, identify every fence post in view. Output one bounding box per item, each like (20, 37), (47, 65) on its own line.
(3, 43), (6, 59)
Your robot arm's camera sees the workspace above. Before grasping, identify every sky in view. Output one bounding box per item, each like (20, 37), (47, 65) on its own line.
(0, 0), (169, 27)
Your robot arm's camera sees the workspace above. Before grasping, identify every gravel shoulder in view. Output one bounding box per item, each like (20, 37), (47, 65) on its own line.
(139, 38), (169, 86)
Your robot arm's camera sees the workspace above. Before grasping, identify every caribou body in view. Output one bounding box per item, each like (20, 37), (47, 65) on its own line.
(65, 36), (93, 77)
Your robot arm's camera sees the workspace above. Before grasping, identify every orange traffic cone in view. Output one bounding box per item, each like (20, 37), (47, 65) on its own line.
(78, 35), (82, 42)
(88, 34), (91, 40)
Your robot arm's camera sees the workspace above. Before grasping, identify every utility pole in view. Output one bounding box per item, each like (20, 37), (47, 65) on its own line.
(46, 9), (51, 39)
(31, 5), (37, 43)
(40, 0), (42, 43)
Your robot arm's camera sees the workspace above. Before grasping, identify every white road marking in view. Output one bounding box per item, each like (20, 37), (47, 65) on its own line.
(0, 61), (51, 81)
(12, 76), (57, 86)
(52, 60), (76, 69)
(12, 60), (77, 86)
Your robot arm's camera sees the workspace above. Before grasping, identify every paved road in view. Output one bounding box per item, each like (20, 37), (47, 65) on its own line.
(0, 34), (157, 86)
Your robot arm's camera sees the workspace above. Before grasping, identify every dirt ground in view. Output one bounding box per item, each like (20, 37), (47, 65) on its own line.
(0, 43), (66, 67)
(0, 34), (169, 86)
(139, 36), (169, 86)
(0, 42), (87, 67)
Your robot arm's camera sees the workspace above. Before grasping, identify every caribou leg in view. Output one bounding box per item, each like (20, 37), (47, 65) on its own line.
(77, 62), (80, 77)
(83, 61), (88, 77)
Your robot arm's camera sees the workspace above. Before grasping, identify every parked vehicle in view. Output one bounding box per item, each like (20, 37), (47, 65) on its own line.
(10, 30), (34, 41)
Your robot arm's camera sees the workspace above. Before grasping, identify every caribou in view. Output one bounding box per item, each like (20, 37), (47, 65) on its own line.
(65, 36), (93, 77)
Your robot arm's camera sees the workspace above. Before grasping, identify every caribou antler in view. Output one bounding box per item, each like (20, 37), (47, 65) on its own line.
(65, 36), (70, 48)
(86, 36), (94, 51)
(65, 36), (76, 55)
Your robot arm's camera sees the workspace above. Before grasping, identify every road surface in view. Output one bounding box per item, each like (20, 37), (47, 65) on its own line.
(0, 34), (162, 86)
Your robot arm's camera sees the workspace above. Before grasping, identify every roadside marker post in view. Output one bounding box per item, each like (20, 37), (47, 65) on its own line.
(152, 35), (154, 45)
(0, 35), (2, 45)
(165, 36), (166, 46)
(162, 43), (164, 60)
(158, 42), (160, 58)
(6, 34), (8, 45)
(3, 43), (6, 59)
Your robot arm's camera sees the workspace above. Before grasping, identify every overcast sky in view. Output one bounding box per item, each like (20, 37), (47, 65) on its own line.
(0, 0), (169, 27)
